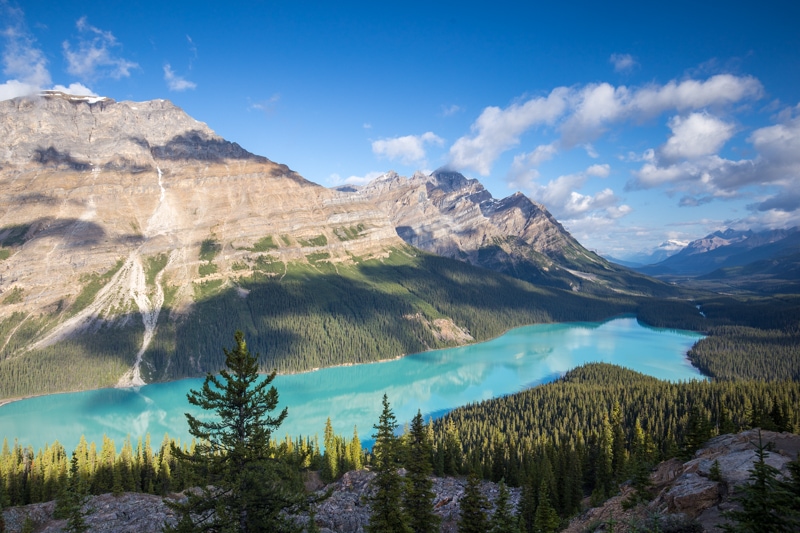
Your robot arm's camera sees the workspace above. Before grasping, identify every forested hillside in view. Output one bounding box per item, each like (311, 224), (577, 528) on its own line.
(0, 249), (640, 399)
(429, 363), (800, 525)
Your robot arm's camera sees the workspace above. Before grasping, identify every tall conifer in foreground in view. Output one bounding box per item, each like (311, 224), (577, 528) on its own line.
(490, 480), (519, 533)
(721, 432), (799, 533)
(459, 470), (489, 533)
(60, 452), (92, 533)
(403, 410), (439, 533)
(366, 394), (410, 533)
(165, 330), (306, 533)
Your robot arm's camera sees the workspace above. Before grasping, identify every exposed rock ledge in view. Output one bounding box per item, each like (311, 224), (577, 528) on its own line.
(2, 470), (519, 533)
(564, 429), (800, 533)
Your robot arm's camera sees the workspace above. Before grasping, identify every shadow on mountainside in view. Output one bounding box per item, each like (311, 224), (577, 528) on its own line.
(128, 131), (265, 163)
(33, 146), (91, 171)
(0, 217), (109, 249)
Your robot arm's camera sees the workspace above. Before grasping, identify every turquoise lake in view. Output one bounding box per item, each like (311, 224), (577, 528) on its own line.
(0, 317), (705, 451)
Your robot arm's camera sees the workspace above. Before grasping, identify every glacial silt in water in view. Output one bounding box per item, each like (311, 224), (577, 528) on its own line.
(0, 318), (704, 450)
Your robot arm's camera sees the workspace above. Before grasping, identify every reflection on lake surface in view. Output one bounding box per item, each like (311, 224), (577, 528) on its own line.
(0, 317), (704, 450)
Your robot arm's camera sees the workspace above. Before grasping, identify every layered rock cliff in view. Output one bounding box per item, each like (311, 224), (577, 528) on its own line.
(339, 170), (663, 294)
(564, 429), (800, 532)
(0, 92), (404, 386)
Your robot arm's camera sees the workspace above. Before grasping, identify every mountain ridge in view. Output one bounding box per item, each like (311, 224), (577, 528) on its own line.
(637, 225), (800, 279)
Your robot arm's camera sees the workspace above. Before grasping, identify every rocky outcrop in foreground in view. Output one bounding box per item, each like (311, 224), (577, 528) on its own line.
(565, 429), (800, 533)
(1, 469), (518, 533)
(3, 429), (797, 532)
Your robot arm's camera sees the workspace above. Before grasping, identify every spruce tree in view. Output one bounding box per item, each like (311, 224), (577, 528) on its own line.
(490, 480), (519, 533)
(165, 330), (306, 533)
(322, 418), (338, 482)
(721, 432), (797, 533)
(403, 411), (440, 533)
(348, 426), (363, 471)
(459, 471), (489, 533)
(366, 395), (410, 533)
(56, 452), (92, 533)
(532, 481), (559, 533)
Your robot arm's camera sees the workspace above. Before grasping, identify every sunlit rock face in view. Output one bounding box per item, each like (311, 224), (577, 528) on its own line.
(0, 93), (403, 377)
(339, 168), (623, 292)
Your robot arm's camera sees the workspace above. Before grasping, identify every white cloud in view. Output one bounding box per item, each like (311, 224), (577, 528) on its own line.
(163, 64), (196, 91)
(525, 164), (629, 221)
(610, 53), (637, 73)
(372, 132), (444, 165)
(449, 87), (570, 175)
(632, 155), (757, 193)
(629, 104), (800, 206)
(560, 74), (762, 146)
(1, 5), (51, 99)
(507, 142), (558, 190)
(449, 74), (762, 175)
(560, 83), (628, 145)
(63, 17), (138, 80)
(749, 111), (800, 171)
(51, 82), (96, 96)
(630, 74), (763, 116)
(0, 78), (36, 100)
(441, 104), (462, 116)
(659, 112), (736, 162)
(583, 143), (599, 158)
(586, 163), (610, 177)
(328, 171), (384, 187)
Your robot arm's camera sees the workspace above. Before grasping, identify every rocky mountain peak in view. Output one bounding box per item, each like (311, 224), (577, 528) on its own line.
(1, 93), (259, 172)
(429, 167), (474, 192)
(342, 168), (647, 293)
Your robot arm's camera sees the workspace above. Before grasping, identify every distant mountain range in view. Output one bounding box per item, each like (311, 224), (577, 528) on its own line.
(607, 240), (688, 268)
(634, 226), (800, 291)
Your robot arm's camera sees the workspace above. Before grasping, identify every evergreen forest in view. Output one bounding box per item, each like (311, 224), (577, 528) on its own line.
(1, 248), (800, 531)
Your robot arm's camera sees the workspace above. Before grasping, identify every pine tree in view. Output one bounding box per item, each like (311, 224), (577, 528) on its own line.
(322, 418), (338, 482)
(490, 480), (519, 533)
(57, 452), (92, 533)
(165, 330), (306, 533)
(610, 402), (627, 480)
(591, 414), (614, 504)
(721, 431), (797, 532)
(517, 473), (537, 533)
(459, 471), (489, 533)
(623, 418), (653, 509)
(348, 426), (362, 471)
(532, 481), (559, 533)
(366, 395), (410, 533)
(403, 411), (439, 533)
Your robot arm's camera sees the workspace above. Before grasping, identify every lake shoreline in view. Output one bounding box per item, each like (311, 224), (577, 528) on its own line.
(0, 313), (702, 409)
(0, 316), (707, 452)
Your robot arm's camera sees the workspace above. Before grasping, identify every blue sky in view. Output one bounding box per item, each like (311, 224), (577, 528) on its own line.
(2, 1), (799, 260)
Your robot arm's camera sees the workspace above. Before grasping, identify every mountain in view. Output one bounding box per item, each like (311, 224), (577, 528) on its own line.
(0, 93), (660, 399)
(608, 239), (688, 267)
(338, 170), (666, 295)
(637, 226), (800, 279)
